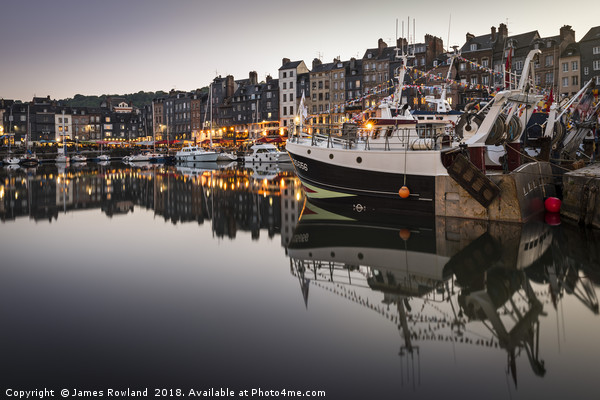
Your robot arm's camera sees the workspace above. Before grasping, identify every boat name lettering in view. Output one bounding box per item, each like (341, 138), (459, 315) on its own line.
(291, 233), (309, 243)
(293, 159), (308, 171)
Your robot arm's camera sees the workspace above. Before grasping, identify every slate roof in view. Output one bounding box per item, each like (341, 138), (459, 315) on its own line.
(461, 33), (494, 53)
(279, 60), (303, 70)
(580, 26), (600, 42)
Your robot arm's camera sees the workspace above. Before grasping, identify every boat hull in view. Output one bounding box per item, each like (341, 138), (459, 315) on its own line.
(287, 140), (556, 222)
(287, 146), (436, 215)
(176, 152), (219, 162)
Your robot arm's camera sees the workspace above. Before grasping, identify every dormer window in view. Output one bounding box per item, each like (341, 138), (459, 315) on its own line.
(367, 53), (372, 59)
(470, 43), (477, 51)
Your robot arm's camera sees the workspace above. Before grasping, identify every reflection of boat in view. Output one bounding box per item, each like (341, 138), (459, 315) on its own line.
(287, 200), (556, 385)
(176, 161), (236, 178)
(247, 162), (294, 181)
(244, 143), (290, 164)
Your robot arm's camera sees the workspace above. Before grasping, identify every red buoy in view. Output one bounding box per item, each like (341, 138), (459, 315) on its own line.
(544, 197), (561, 213)
(399, 186), (410, 199)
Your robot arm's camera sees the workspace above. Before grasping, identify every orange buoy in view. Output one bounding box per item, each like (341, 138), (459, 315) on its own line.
(399, 186), (410, 198)
(399, 228), (411, 241)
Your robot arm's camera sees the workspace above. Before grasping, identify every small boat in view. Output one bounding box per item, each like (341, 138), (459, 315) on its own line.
(3, 155), (21, 165)
(175, 145), (219, 162)
(216, 150), (238, 162)
(128, 152), (152, 162)
(243, 143), (290, 164)
(19, 152), (39, 167)
(94, 154), (111, 162)
(71, 153), (87, 163)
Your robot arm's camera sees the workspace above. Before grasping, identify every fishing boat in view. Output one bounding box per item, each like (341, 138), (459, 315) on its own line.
(286, 49), (554, 222)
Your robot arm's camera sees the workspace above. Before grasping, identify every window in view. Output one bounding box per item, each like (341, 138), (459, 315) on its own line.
(594, 60), (600, 71)
(545, 56), (553, 66)
(515, 61), (523, 71)
(562, 77), (569, 87)
(283, 72), (287, 78)
(290, 71), (294, 77)
(584, 67), (589, 76)
(545, 72), (553, 84)
(460, 63), (466, 71)
(482, 58), (489, 68)
(562, 62), (569, 72)
(470, 43), (477, 51)
(283, 82), (286, 89)
(290, 81), (293, 89)
(572, 76), (578, 85)
(572, 61), (578, 71)
(593, 46), (600, 55)
(470, 76), (478, 85)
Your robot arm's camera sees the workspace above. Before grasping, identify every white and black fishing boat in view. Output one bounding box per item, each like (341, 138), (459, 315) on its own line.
(286, 49), (555, 222)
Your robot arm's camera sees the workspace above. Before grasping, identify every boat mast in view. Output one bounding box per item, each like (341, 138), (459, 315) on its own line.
(209, 83), (213, 149)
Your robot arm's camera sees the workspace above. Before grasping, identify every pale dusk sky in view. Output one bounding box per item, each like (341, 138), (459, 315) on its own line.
(0, 0), (597, 101)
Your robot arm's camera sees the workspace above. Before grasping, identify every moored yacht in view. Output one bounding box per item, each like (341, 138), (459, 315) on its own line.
(175, 145), (219, 162)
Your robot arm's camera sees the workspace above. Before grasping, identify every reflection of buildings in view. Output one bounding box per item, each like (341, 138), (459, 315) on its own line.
(286, 200), (600, 388)
(0, 163), (304, 241)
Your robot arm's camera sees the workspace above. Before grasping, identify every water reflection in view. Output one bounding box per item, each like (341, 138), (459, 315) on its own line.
(0, 162), (303, 242)
(2, 162), (600, 396)
(287, 200), (600, 389)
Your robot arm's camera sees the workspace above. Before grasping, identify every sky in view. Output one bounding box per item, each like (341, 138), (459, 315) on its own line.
(1, 0), (598, 102)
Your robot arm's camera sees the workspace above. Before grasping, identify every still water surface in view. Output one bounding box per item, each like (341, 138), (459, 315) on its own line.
(1, 162), (599, 399)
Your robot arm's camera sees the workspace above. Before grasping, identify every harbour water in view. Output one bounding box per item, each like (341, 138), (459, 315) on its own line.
(1, 162), (599, 399)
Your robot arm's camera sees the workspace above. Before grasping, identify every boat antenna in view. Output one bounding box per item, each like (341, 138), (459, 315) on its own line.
(447, 14), (451, 53)
(401, 20), (405, 56)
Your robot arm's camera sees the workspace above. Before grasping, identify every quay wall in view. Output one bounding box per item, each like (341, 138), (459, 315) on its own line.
(562, 163), (600, 228)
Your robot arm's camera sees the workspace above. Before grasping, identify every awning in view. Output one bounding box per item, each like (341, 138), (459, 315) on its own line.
(155, 139), (180, 145)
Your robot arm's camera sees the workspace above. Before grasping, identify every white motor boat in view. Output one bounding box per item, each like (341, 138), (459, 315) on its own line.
(243, 143), (290, 164)
(175, 145), (219, 162)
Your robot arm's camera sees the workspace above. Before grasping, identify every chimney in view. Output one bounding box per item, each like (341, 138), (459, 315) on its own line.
(282, 58), (290, 66)
(396, 38), (408, 48)
(312, 58), (322, 70)
(378, 38), (387, 55)
(225, 75), (235, 98)
(491, 26), (497, 41)
(560, 25), (575, 42)
(249, 71), (258, 85)
(466, 32), (475, 42)
(498, 23), (508, 38)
